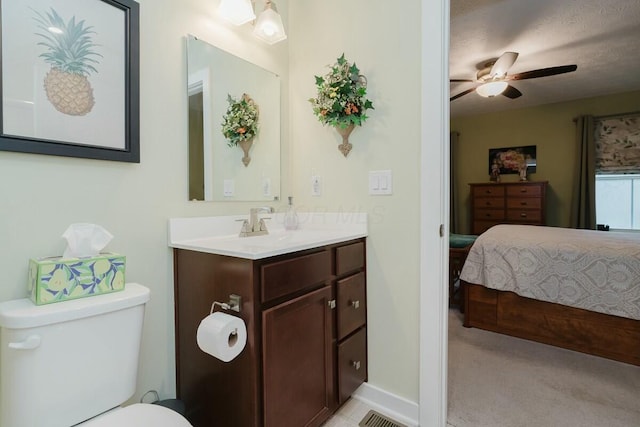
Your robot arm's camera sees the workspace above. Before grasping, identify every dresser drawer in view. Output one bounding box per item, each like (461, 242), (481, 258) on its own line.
(472, 221), (502, 234)
(475, 197), (505, 209)
(474, 208), (505, 221)
(261, 251), (331, 303)
(336, 242), (365, 276)
(506, 184), (543, 197)
(337, 272), (366, 340)
(506, 209), (542, 222)
(472, 185), (505, 197)
(506, 198), (542, 209)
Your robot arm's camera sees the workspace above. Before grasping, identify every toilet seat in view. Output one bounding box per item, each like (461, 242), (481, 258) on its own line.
(80, 403), (193, 426)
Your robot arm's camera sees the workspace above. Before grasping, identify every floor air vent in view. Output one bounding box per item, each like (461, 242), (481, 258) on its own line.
(359, 410), (407, 427)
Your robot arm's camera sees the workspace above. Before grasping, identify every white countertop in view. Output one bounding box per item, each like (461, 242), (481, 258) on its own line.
(168, 212), (367, 260)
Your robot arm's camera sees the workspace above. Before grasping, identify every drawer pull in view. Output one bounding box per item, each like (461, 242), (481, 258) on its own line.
(485, 201), (492, 206)
(350, 300), (360, 309)
(485, 190), (492, 194)
(520, 201), (527, 206)
(520, 189), (527, 193)
(520, 213), (527, 218)
(485, 213), (492, 217)
(351, 360), (361, 370)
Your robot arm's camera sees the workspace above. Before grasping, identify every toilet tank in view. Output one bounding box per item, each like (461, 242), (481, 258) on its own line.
(0, 283), (150, 427)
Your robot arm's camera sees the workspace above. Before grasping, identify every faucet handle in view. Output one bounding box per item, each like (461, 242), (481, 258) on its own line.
(237, 219), (250, 236)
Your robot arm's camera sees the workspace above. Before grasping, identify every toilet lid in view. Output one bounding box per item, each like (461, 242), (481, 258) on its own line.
(81, 403), (193, 427)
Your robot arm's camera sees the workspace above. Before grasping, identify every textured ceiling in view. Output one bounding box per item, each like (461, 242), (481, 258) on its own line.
(450, 0), (640, 118)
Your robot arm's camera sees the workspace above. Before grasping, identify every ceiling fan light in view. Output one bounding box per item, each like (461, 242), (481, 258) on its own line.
(218, 0), (256, 26)
(253, 1), (287, 44)
(476, 81), (508, 98)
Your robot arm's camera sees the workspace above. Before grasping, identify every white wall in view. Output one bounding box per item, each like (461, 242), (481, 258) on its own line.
(289, 0), (423, 404)
(0, 0), (289, 402)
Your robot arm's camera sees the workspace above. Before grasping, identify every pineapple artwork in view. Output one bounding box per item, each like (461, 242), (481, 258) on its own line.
(32, 8), (102, 116)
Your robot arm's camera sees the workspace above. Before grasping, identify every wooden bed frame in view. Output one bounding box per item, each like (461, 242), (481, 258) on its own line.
(462, 281), (640, 366)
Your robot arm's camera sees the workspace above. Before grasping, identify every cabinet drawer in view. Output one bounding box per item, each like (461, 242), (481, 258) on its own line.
(336, 242), (365, 276)
(506, 185), (542, 197)
(474, 208), (505, 221)
(337, 272), (366, 340)
(472, 185), (505, 197)
(338, 327), (367, 404)
(506, 198), (541, 210)
(475, 197), (505, 209)
(261, 251), (331, 303)
(506, 209), (542, 222)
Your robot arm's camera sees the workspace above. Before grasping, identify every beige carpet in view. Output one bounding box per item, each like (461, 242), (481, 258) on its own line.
(447, 309), (640, 427)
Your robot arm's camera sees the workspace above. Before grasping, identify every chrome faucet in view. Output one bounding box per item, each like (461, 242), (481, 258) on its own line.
(239, 207), (274, 237)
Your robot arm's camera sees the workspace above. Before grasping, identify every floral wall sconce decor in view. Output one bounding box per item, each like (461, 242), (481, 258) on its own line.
(222, 93), (259, 166)
(309, 54), (374, 157)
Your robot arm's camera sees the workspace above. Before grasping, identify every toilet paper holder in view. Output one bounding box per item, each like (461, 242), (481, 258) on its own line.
(210, 294), (241, 313)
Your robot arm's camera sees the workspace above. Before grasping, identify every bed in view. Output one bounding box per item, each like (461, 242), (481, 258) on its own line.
(460, 224), (640, 366)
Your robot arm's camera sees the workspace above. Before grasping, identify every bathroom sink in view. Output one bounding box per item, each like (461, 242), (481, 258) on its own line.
(168, 213), (367, 259)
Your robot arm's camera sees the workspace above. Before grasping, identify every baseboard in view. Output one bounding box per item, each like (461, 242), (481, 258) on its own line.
(352, 383), (420, 427)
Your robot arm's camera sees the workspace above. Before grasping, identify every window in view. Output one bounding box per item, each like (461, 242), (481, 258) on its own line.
(596, 174), (640, 230)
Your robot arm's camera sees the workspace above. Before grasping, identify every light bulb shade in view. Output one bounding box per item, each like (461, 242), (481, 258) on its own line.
(218, 0), (256, 26)
(476, 81), (508, 98)
(253, 2), (287, 45)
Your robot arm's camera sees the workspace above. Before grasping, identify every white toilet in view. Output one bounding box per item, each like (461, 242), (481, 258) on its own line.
(0, 283), (193, 427)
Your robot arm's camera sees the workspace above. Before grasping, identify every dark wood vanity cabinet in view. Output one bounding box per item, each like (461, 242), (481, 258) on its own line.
(173, 238), (367, 427)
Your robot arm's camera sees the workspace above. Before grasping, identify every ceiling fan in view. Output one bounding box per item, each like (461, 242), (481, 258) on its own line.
(450, 52), (577, 101)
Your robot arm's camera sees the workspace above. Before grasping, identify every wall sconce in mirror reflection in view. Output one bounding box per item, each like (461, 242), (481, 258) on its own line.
(187, 36), (281, 202)
(218, 0), (287, 45)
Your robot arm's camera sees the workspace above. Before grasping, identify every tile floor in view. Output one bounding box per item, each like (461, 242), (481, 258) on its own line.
(324, 396), (456, 426)
(323, 398), (373, 426)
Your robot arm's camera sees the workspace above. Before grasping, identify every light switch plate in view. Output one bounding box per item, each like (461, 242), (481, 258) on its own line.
(369, 170), (392, 195)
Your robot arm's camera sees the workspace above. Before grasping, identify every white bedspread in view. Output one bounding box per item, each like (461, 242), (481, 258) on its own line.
(460, 224), (640, 320)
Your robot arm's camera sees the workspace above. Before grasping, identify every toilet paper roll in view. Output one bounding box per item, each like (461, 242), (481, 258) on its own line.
(196, 311), (247, 362)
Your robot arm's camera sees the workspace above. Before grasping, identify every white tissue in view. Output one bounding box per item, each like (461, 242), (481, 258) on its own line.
(196, 312), (247, 362)
(62, 223), (113, 258)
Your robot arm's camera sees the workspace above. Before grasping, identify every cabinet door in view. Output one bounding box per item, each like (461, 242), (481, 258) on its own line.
(263, 285), (334, 427)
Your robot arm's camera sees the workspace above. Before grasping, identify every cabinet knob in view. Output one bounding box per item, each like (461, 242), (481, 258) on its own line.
(350, 300), (360, 309)
(328, 300), (336, 309)
(351, 360), (361, 370)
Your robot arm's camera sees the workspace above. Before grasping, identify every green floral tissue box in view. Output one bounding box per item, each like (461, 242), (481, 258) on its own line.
(28, 253), (126, 305)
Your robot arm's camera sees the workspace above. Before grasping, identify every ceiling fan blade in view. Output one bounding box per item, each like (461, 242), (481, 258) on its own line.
(450, 79), (474, 82)
(450, 87), (476, 101)
(490, 52), (518, 77)
(508, 65), (577, 81)
(501, 85), (522, 99)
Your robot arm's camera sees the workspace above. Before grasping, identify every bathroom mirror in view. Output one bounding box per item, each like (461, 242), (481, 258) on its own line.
(187, 35), (281, 201)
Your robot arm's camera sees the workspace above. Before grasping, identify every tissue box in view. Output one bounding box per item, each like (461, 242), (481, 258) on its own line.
(28, 253), (126, 305)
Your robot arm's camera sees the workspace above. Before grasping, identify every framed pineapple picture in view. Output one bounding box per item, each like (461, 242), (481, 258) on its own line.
(0, 0), (139, 162)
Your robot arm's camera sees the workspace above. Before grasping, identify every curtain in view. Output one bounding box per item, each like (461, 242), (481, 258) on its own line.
(570, 115), (596, 229)
(450, 131), (460, 233)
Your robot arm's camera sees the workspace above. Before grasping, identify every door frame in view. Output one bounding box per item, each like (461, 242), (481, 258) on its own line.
(419, 0), (450, 425)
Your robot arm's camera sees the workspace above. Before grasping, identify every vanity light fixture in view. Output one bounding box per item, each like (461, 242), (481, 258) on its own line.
(253, 0), (287, 45)
(218, 0), (287, 45)
(475, 81), (508, 98)
(218, 0), (256, 26)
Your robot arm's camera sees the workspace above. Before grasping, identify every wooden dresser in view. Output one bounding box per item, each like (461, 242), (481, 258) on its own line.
(469, 181), (548, 234)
